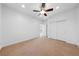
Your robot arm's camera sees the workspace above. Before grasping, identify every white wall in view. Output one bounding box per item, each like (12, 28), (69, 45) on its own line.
(48, 6), (79, 46)
(77, 5), (79, 33)
(1, 5), (40, 47)
(0, 4), (2, 48)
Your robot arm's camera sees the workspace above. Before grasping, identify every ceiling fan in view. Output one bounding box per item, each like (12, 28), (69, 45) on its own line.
(33, 3), (53, 16)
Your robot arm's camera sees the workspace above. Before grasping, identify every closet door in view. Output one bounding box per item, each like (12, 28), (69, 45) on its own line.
(40, 24), (46, 37)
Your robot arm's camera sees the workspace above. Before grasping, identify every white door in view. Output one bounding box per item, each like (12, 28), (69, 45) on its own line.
(40, 24), (47, 37)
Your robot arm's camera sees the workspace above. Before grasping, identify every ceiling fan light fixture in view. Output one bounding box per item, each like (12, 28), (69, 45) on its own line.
(33, 3), (53, 16)
(40, 10), (46, 14)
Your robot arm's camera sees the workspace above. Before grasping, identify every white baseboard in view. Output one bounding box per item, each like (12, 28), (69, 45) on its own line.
(48, 37), (79, 47)
(66, 41), (79, 47)
(1, 36), (79, 48)
(1, 36), (38, 48)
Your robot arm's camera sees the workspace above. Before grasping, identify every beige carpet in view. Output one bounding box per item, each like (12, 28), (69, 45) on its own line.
(0, 37), (79, 56)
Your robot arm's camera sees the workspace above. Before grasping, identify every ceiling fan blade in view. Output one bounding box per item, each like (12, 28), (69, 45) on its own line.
(42, 3), (45, 8)
(44, 13), (47, 16)
(33, 10), (40, 12)
(45, 8), (53, 12)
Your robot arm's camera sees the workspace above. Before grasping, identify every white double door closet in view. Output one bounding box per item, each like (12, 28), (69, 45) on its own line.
(40, 20), (48, 37)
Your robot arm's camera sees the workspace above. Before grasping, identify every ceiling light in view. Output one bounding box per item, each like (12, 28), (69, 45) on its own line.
(40, 10), (46, 14)
(21, 5), (25, 8)
(56, 6), (60, 9)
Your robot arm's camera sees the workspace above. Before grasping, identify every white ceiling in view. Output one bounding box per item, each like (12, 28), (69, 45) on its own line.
(2, 3), (78, 20)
